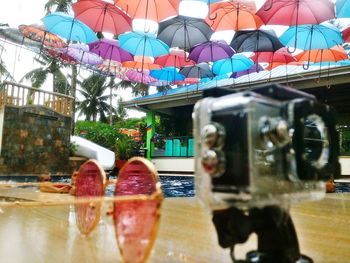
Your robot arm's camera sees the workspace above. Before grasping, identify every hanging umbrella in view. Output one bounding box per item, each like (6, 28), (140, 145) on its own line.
(212, 54), (254, 75)
(256, 0), (335, 26)
(231, 64), (264, 78)
(265, 61), (303, 71)
(18, 24), (66, 48)
(279, 24), (343, 51)
(230, 29), (284, 53)
(115, 0), (179, 22)
(342, 26), (350, 43)
(189, 40), (235, 63)
(150, 67), (185, 83)
(43, 48), (78, 65)
(0, 27), (41, 50)
(96, 59), (129, 78)
(201, 74), (230, 83)
(173, 78), (200, 85)
(126, 70), (158, 84)
(122, 61), (161, 71)
(119, 31), (169, 57)
(60, 44), (103, 65)
(206, 4), (263, 31)
(88, 39), (133, 62)
(209, 0), (257, 14)
(157, 15), (214, 50)
(296, 46), (348, 69)
(72, 0), (132, 35)
(154, 49), (195, 68)
(179, 63), (214, 78)
(42, 12), (98, 44)
(251, 47), (296, 65)
(336, 0), (350, 18)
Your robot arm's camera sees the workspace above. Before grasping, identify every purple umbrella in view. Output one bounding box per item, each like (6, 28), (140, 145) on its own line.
(189, 40), (236, 63)
(60, 43), (103, 65)
(126, 70), (158, 84)
(88, 39), (133, 63)
(230, 64), (264, 78)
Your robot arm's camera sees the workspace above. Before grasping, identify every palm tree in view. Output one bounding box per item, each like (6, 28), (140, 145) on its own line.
(20, 54), (70, 94)
(44, 0), (73, 14)
(0, 44), (14, 82)
(76, 74), (116, 122)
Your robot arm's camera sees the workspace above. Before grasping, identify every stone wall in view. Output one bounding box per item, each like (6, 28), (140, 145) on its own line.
(0, 105), (72, 175)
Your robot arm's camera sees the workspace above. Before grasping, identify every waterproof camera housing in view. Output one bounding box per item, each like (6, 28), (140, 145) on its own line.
(193, 85), (340, 210)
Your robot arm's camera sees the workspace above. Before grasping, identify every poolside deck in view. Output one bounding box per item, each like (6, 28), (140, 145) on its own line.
(0, 188), (349, 263)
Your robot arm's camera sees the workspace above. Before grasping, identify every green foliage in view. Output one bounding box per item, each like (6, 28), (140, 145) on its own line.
(69, 141), (78, 156)
(115, 134), (141, 160)
(339, 126), (350, 154)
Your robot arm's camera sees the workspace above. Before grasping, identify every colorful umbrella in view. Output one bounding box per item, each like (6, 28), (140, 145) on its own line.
(118, 32), (169, 57)
(231, 64), (264, 78)
(42, 12), (98, 43)
(154, 49), (195, 68)
(18, 24), (66, 48)
(173, 78), (199, 85)
(157, 15), (214, 49)
(279, 24), (343, 51)
(336, 0), (350, 18)
(179, 63), (214, 78)
(122, 61), (161, 71)
(256, 0), (335, 26)
(43, 48), (78, 65)
(60, 44), (103, 65)
(342, 26), (350, 43)
(0, 27), (41, 50)
(88, 39), (133, 62)
(72, 0), (132, 35)
(150, 67), (185, 83)
(206, 4), (263, 31)
(251, 47), (296, 65)
(189, 40), (235, 63)
(126, 70), (158, 84)
(96, 59), (129, 78)
(209, 0), (257, 14)
(230, 29), (284, 53)
(115, 0), (179, 22)
(212, 54), (254, 75)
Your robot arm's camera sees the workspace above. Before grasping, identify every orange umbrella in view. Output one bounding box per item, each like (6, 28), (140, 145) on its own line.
(114, 0), (179, 22)
(206, 3), (263, 31)
(265, 61), (303, 71)
(296, 46), (348, 63)
(18, 24), (66, 48)
(210, 0), (257, 14)
(122, 61), (161, 71)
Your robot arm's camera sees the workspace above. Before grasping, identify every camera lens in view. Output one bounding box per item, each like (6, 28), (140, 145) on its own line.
(302, 114), (329, 169)
(201, 123), (225, 149)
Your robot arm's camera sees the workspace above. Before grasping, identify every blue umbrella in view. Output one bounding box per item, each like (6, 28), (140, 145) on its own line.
(336, 0), (350, 18)
(119, 31), (169, 57)
(200, 74), (229, 83)
(212, 54), (254, 75)
(279, 24), (343, 51)
(42, 12), (97, 43)
(312, 60), (350, 67)
(150, 67), (185, 82)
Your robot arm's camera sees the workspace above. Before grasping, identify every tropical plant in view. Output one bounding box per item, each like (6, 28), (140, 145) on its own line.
(76, 74), (118, 122)
(44, 0), (73, 14)
(115, 134), (141, 160)
(20, 54), (71, 94)
(0, 44), (14, 82)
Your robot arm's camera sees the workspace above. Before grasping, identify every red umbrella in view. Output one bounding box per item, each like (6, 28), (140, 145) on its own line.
(342, 26), (350, 43)
(251, 48), (296, 64)
(72, 0), (132, 35)
(115, 0), (179, 22)
(256, 0), (335, 26)
(43, 48), (78, 65)
(154, 49), (195, 68)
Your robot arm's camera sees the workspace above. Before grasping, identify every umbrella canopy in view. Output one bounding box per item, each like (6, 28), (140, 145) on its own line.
(173, 78), (199, 85)
(60, 44), (103, 65)
(42, 12), (98, 43)
(231, 64), (264, 78)
(126, 70), (158, 83)
(119, 31), (169, 57)
(96, 59), (129, 78)
(157, 15), (214, 49)
(256, 0), (335, 26)
(154, 49), (195, 68)
(18, 24), (66, 48)
(88, 39), (133, 62)
(209, 1), (257, 14)
(280, 24), (343, 50)
(295, 46), (348, 63)
(43, 48), (78, 65)
(0, 27), (41, 50)
(115, 0), (179, 22)
(206, 5), (263, 31)
(150, 67), (185, 82)
(72, 0), (132, 35)
(230, 29), (284, 52)
(336, 0), (350, 18)
(179, 63), (214, 78)
(342, 26), (350, 43)
(212, 54), (254, 75)
(122, 61), (161, 71)
(251, 48), (296, 64)
(189, 40), (235, 63)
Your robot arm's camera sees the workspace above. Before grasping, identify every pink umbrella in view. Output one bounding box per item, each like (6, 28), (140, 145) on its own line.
(96, 59), (129, 79)
(60, 44), (103, 65)
(126, 70), (158, 84)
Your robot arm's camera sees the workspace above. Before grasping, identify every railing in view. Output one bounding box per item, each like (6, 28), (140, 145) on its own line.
(152, 136), (194, 158)
(0, 81), (74, 117)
